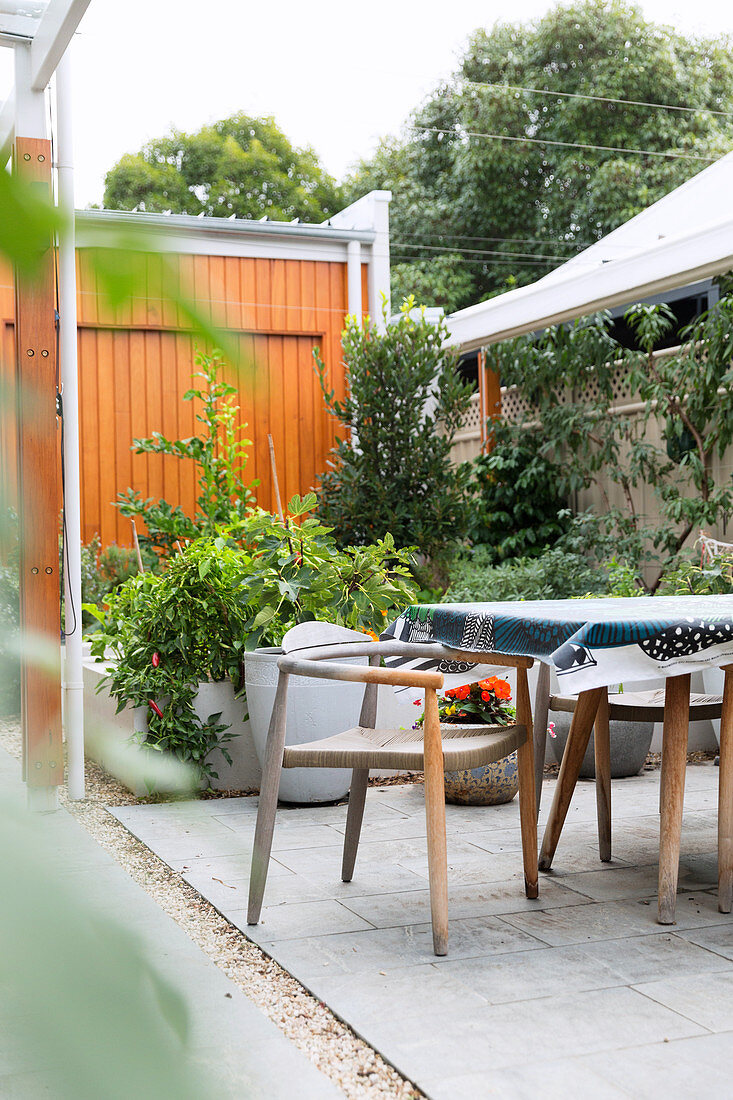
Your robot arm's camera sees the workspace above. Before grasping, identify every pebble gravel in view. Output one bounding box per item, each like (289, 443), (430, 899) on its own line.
(0, 717), (422, 1099)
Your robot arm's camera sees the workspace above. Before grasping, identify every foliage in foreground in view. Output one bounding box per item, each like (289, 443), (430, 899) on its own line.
(315, 301), (474, 558)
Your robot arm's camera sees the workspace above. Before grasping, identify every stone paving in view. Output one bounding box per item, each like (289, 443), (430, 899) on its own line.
(110, 764), (733, 1099)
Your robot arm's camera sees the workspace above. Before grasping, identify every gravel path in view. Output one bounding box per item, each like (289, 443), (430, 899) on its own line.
(0, 718), (422, 1099)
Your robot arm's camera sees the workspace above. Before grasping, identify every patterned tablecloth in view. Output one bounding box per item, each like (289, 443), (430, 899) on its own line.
(383, 596), (733, 696)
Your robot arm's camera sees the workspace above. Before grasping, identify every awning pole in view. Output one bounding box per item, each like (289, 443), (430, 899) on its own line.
(56, 50), (84, 800)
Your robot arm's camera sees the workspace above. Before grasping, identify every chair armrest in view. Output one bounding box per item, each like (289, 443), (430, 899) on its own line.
(278, 653), (443, 691)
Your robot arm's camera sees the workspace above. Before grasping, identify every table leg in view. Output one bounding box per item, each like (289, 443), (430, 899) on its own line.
(533, 662), (551, 819)
(658, 673), (691, 925)
(516, 666), (538, 899)
(594, 690), (612, 862)
(718, 665), (733, 914)
(539, 687), (603, 872)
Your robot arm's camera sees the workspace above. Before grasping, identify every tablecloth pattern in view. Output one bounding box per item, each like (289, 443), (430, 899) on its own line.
(383, 596), (733, 697)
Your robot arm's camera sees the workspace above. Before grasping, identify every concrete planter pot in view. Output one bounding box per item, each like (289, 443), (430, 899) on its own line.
(245, 647), (368, 804)
(442, 724), (519, 806)
(83, 656), (260, 795)
(550, 705), (653, 778)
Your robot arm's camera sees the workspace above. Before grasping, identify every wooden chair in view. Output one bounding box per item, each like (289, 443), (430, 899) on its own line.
(532, 662), (723, 863)
(247, 623), (539, 956)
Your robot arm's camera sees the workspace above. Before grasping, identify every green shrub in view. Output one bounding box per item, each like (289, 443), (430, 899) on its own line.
(315, 300), (474, 558)
(444, 546), (606, 603)
(466, 428), (570, 559)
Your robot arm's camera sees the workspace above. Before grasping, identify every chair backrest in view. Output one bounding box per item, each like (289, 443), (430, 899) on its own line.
(281, 621), (374, 654)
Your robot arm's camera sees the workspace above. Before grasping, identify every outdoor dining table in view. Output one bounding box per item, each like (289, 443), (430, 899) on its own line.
(384, 595), (733, 926)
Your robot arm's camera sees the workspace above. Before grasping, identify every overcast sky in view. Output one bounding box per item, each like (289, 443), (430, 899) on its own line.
(4, 0), (733, 208)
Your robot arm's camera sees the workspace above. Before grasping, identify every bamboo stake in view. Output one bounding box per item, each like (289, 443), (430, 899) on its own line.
(131, 520), (145, 574)
(268, 433), (285, 523)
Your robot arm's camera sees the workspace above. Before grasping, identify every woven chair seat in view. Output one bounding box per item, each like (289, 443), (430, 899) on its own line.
(550, 690), (723, 723)
(283, 722), (526, 772)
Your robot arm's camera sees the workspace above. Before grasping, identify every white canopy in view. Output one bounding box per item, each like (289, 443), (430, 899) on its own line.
(446, 152), (733, 352)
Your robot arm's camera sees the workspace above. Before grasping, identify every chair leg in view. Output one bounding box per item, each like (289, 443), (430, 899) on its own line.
(516, 666), (538, 898)
(247, 672), (289, 925)
(718, 666), (733, 914)
(594, 689), (612, 862)
(342, 768), (369, 882)
(539, 687), (603, 871)
(533, 662), (551, 819)
(341, 663), (380, 883)
(423, 687), (449, 956)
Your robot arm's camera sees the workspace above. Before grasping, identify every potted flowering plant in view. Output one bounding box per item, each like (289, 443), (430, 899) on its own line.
(416, 677), (519, 806)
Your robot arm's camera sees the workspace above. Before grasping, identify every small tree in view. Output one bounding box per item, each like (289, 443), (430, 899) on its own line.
(116, 350), (258, 556)
(315, 301), (474, 558)
(494, 290), (733, 589)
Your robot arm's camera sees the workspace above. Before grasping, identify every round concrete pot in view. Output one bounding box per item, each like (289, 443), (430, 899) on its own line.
(245, 647), (367, 804)
(443, 727), (519, 806)
(550, 708), (653, 778)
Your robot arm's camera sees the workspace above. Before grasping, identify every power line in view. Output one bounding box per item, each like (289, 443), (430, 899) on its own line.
(460, 79), (733, 119)
(411, 125), (718, 162)
(392, 240), (576, 262)
(394, 229), (593, 250)
(391, 253), (552, 268)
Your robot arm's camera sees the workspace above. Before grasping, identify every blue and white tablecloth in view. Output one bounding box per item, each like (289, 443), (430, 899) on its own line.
(383, 596), (733, 696)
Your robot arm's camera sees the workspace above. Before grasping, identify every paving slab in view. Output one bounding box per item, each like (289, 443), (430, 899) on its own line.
(107, 769), (733, 1098)
(0, 748), (340, 1100)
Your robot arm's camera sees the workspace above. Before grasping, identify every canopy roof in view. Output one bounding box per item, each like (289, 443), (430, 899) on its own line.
(446, 152), (733, 351)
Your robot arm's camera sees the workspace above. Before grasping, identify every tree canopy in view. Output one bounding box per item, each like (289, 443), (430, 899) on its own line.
(345, 0), (733, 311)
(103, 113), (342, 222)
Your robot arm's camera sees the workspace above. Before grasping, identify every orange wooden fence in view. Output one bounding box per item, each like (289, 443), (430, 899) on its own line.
(1, 250), (367, 548)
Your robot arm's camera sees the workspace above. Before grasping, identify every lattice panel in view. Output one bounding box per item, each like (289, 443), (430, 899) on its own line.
(455, 393), (482, 437)
(501, 365), (640, 423)
(501, 386), (537, 422)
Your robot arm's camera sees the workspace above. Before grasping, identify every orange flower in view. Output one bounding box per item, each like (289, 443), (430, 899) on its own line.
(481, 690), (491, 702)
(494, 679), (512, 700)
(456, 685), (470, 700)
(445, 688), (455, 699)
(365, 629), (379, 642)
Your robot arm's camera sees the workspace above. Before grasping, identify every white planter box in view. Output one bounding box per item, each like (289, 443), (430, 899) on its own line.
(82, 657), (260, 795)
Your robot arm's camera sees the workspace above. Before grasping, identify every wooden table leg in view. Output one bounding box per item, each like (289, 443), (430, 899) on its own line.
(718, 665), (733, 914)
(516, 666), (538, 899)
(594, 690), (612, 862)
(539, 687), (603, 872)
(658, 673), (691, 925)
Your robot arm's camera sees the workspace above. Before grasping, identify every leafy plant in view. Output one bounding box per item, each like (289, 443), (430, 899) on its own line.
(88, 493), (419, 780)
(315, 300), (474, 558)
(116, 349), (258, 557)
(466, 426), (570, 559)
(657, 541), (733, 597)
(238, 493), (419, 649)
(86, 537), (251, 783)
(415, 676), (515, 728)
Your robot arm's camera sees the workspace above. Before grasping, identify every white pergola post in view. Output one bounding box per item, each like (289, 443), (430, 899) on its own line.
(56, 49), (84, 800)
(1, 0), (91, 810)
(346, 239), (362, 324)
